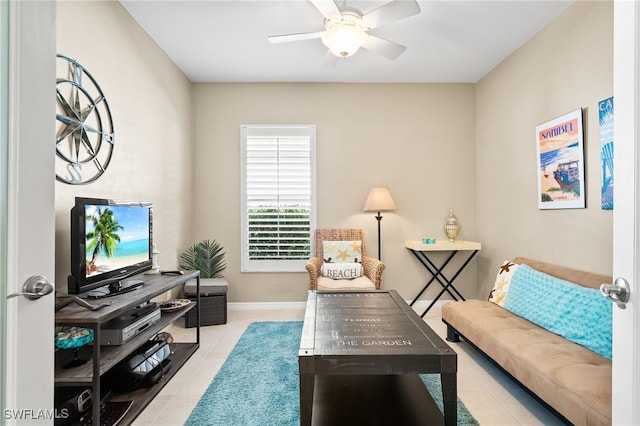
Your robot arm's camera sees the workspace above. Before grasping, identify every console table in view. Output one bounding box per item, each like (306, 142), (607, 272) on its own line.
(54, 271), (200, 425)
(405, 240), (481, 317)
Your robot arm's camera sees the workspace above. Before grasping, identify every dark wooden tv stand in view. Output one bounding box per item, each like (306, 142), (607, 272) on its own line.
(54, 271), (200, 425)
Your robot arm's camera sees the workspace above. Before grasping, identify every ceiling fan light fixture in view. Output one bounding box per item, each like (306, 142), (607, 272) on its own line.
(321, 16), (368, 58)
(268, 0), (419, 61)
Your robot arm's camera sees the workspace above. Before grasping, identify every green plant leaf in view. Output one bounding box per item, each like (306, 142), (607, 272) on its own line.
(178, 239), (226, 278)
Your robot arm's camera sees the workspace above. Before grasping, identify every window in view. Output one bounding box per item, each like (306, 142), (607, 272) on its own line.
(241, 125), (316, 272)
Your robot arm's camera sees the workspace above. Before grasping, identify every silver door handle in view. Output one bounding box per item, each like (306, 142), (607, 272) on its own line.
(600, 277), (630, 309)
(7, 275), (54, 300)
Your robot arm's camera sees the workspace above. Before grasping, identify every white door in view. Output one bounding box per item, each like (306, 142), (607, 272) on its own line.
(611, 1), (639, 424)
(1, 1), (56, 425)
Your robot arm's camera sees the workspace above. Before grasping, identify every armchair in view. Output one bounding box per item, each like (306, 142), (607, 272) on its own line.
(306, 228), (385, 290)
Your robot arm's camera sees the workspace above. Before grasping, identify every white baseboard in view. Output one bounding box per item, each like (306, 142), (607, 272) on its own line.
(411, 299), (448, 309)
(228, 299), (449, 312)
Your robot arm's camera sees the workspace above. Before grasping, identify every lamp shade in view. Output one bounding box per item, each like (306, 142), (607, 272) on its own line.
(362, 187), (398, 212)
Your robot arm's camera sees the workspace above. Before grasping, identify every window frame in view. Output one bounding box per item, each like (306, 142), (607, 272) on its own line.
(240, 124), (317, 272)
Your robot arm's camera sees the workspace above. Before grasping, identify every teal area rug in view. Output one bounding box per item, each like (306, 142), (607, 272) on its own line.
(185, 321), (478, 426)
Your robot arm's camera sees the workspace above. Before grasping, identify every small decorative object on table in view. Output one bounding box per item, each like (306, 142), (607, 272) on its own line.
(444, 209), (459, 242)
(55, 327), (94, 349)
(145, 243), (160, 274)
(56, 327), (94, 369)
(158, 299), (191, 312)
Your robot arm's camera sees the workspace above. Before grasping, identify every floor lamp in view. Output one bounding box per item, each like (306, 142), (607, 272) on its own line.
(362, 187), (398, 261)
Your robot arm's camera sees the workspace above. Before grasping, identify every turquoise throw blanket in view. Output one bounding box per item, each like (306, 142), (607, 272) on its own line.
(503, 264), (612, 359)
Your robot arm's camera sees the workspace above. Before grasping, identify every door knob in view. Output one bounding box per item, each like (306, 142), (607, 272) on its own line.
(7, 275), (54, 300)
(600, 277), (630, 309)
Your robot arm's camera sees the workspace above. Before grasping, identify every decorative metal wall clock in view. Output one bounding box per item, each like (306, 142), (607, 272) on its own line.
(56, 55), (114, 185)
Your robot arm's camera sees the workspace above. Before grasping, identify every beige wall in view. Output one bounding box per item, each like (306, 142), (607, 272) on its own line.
(193, 83), (477, 302)
(53, 0), (613, 304)
(54, 1), (194, 292)
(475, 0), (614, 295)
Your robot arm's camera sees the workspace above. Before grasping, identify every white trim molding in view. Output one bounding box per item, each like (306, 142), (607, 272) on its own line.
(612, 0), (640, 424)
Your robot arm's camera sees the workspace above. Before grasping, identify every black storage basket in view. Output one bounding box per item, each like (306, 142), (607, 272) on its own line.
(184, 293), (227, 327)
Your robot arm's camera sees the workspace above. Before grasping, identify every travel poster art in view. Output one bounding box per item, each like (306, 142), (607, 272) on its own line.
(536, 108), (585, 209)
(599, 97), (614, 210)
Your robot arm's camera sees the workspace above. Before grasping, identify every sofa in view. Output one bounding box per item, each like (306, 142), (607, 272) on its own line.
(441, 257), (612, 426)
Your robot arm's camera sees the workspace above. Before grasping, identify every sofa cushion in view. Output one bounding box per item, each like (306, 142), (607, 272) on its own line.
(317, 275), (375, 290)
(503, 263), (612, 359)
(320, 262), (363, 279)
(322, 240), (362, 263)
(512, 257), (611, 290)
(488, 260), (519, 306)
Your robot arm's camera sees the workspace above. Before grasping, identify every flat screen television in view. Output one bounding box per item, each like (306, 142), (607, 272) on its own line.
(68, 197), (153, 297)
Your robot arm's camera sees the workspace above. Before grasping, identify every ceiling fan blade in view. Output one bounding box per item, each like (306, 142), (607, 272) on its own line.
(268, 31), (325, 44)
(361, 35), (407, 60)
(361, 0), (421, 29)
(310, 0), (341, 21)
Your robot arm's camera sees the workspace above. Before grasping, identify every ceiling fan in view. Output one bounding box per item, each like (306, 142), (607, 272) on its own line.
(268, 0), (421, 60)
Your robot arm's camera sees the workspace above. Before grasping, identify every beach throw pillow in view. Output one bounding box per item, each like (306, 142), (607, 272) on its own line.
(503, 264), (612, 359)
(320, 262), (363, 280)
(488, 260), (519, 306)
(322, 240), (362, 263)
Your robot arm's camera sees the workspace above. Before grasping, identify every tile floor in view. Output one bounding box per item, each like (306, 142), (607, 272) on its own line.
(132, 306), (567, 426)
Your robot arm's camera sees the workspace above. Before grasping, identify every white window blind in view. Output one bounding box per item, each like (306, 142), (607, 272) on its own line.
(241, 125), (316, 272)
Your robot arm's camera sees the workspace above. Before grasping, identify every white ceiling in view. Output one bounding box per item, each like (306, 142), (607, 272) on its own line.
(119, 0), (573, 83)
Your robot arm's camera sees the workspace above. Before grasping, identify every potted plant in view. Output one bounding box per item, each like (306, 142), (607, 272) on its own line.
(178, 239), (229, 327)
(178, 239), (226, 278)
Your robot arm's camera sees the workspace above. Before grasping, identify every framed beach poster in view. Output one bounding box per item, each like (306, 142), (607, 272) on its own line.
(536, 108), (585, 209)
(599, 97), (614, 210)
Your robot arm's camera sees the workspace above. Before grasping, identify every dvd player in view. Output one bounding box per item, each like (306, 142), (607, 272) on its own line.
(100, 304), (161, 346)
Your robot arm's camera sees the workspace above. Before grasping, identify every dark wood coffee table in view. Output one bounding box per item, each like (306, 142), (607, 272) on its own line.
(299, 290), (457, 426)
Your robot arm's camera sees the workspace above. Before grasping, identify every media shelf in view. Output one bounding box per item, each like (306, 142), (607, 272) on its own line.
(55, 271), (200, 426)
